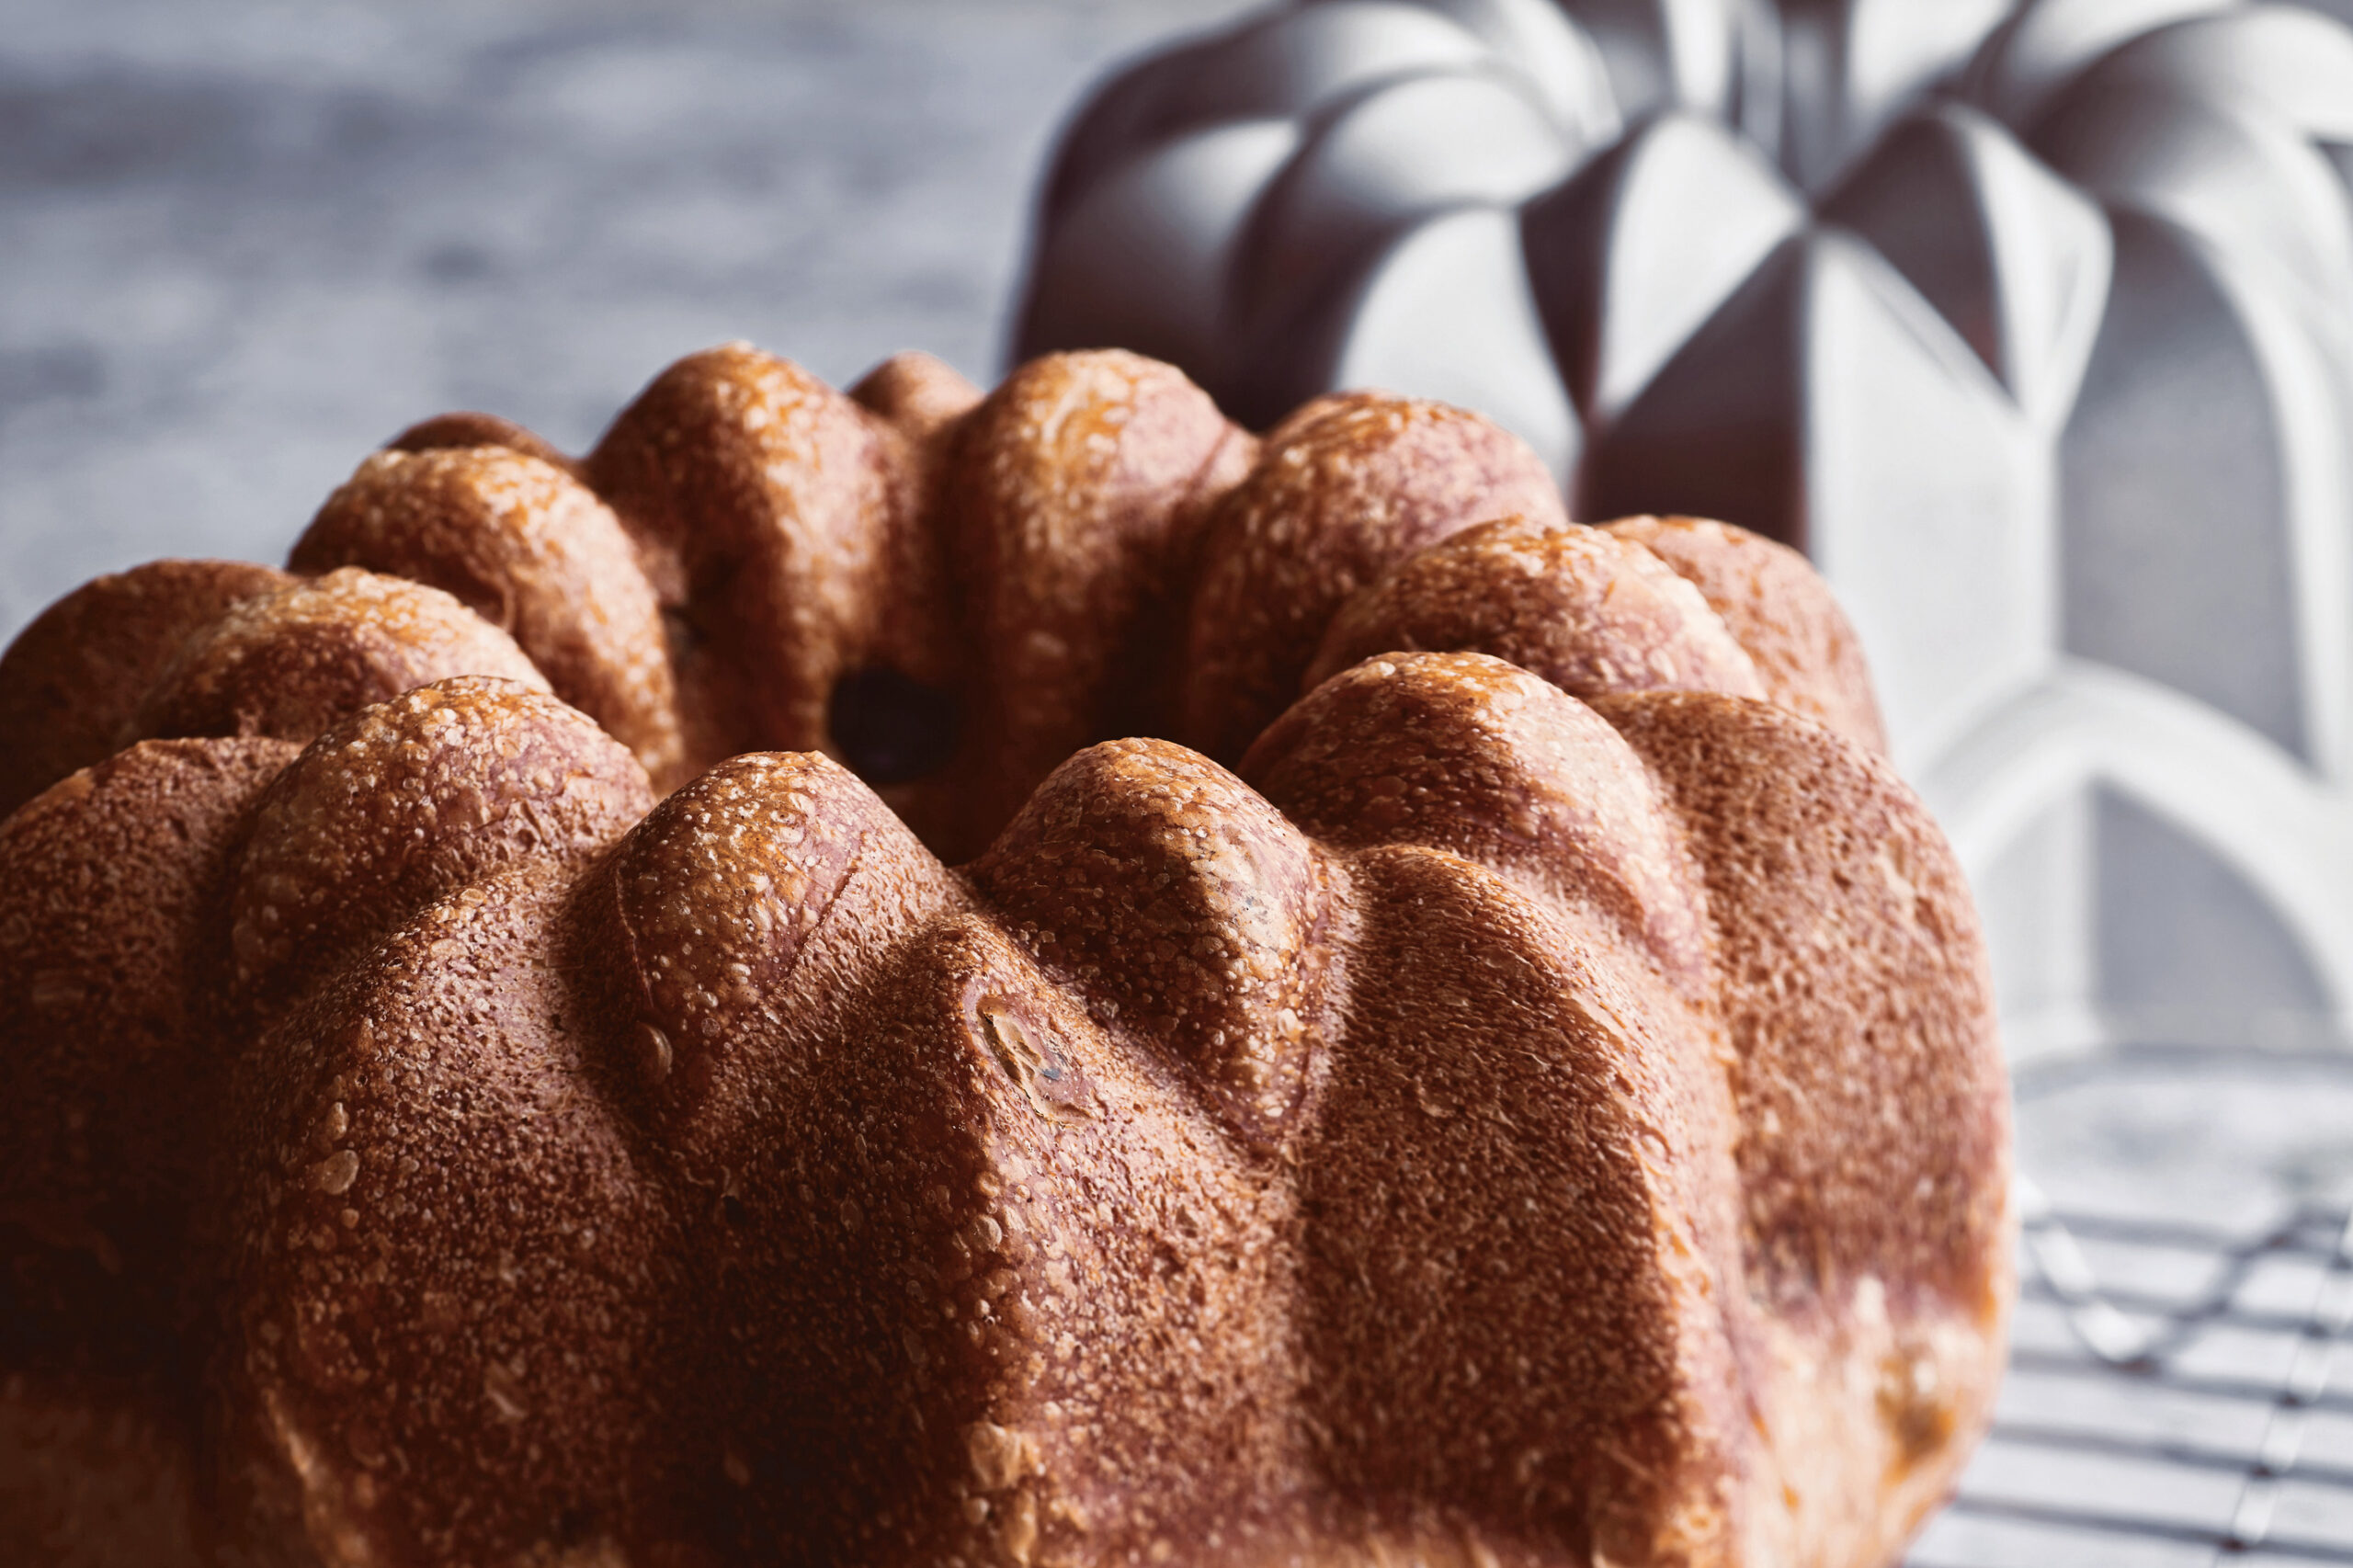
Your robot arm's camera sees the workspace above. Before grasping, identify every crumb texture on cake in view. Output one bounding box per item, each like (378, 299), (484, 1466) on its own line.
(1, 346), (1996, 1568)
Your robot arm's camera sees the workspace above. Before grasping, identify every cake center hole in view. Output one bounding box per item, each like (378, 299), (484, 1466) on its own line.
(829, 667), (961, 785)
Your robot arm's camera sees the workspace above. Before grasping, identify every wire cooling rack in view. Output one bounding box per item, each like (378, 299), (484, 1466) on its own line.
(1908, 1046), (2353, 1567)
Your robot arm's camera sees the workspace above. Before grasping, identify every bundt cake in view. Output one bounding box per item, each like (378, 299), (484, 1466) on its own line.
(0, 345), (2009, 1568)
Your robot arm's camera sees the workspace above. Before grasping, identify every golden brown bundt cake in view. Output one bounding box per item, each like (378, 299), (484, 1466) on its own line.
(0, 346), (1601, 858)
(0, 347), (1889, 860)
(0, 346), (1994, 1568)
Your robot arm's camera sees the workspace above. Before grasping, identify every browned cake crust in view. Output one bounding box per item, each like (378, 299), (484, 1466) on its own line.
(0, 561), (294, 819)
(0, 347), (2006, 1568)
(1601, 516), (1889, 755)
(2, 347), (1582, 862)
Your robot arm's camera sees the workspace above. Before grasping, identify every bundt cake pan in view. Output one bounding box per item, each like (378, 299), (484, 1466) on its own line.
(1013, 0), (2353, 1069)
(1, 345), (2008, 1567)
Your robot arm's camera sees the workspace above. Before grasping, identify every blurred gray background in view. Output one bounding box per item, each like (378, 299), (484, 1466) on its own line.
(0, 0), (1254, 644)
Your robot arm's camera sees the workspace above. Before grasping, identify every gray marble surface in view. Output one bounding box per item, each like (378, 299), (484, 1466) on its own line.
(0, 0), (1252, 643)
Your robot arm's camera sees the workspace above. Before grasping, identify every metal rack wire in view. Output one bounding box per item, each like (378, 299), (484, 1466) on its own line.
(1908, 1049), (2353, 1567)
